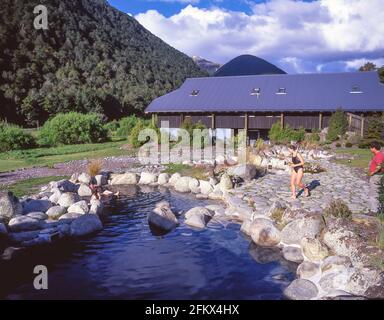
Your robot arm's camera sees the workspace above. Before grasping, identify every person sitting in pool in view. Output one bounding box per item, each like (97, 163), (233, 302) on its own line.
(288, 145), (310, 199)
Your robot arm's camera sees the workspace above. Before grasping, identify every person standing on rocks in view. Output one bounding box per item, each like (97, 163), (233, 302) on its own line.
(288, 145), (310, 199)
(368, 141), (384, 213)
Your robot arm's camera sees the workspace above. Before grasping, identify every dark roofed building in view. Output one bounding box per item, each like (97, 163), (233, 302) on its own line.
(145, 72), (384, 144)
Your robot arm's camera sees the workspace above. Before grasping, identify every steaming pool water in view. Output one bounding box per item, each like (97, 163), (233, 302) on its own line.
(0, 185), (297, 300)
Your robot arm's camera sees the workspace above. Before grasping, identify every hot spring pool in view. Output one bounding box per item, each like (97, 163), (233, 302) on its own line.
(0, 185), (297, 300)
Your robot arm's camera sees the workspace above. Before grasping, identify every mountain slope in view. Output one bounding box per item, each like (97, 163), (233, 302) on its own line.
(214, 55), (286, 77)
(0, 0), (206, 125)
(192, 56), (221, 76)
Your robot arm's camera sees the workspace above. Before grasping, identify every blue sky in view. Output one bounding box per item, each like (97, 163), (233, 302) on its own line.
(107, 0), (384, 73)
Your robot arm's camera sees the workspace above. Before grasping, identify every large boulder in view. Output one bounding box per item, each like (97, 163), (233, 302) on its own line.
(23, 199), (52, 214)
(281, 216), (323, 245)
(50, 179), (78, 193)
(89, 199), (105, 217)
(240, 219), (252, 236)
(284, 279), (319, 300)
(95, 173), (108, 186)
(0, 222), (7, 237)
(49, 188), (62, 204)
(148, 201), (179, 232)
(319, 269), (354, 293)
(321, 256), (352, 274)
(70, 214), (103, 237)
(46, 206), (67, 220)
(227, 164), (257, 181)
(139, 172), (157, 185)
(78, 184), (93, 197)
(301, 237), (329, 262)
(249, 244), (282, 264)
(78, 172), (91, 185)
(58, 193), (80, 208)
(188, 178), (200, 193)
(168, 173), (182, 186)
(297, 261), (320, 279)
(26, 212), (48, 220)
(109, 173), (138, 185)
(0, 191), (22, 219)
(184, 207), (214, 229)
(8, 216), (46, 232)
(199, 180), (213, 195)
(250, 218), (281, 247)
(282, 246), (304, 263)
(58, 212), (83, 221)
(174, 177), (192, 193)
(68, 201), (89, 215)
(157, 173), (170, 185)
(219, 173), (233, 191)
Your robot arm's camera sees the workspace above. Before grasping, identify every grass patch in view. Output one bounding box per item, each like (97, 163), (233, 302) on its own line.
(163, 163), (207, 180)
(333, 148), (372, 169)
(0, 176), (69, 197)
(0, 139), (132, 173)
(270, 208), (286, 230)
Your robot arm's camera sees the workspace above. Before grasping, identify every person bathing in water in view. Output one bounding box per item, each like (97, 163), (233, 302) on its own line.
(288, 145), (310, 199)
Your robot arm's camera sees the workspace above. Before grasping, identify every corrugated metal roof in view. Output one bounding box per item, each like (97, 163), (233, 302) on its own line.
(145, 72), (384, 113)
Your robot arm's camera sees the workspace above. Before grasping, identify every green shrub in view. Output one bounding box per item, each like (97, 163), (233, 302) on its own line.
(306, 129), (320, 143)
(38, 112), (108, 147)
(324, 200), (352, 219)
(0, 122), (36, 152)
(116, 115), (139, 138)
(104, 120), (119, 134)
(129, 119), (159, 148)
(345, 142), (353, 148)
(268, 123), (306, 144)
(326, 109), (348, 141)
(335, 142), (342, 148)
(379, 175), (384, 216)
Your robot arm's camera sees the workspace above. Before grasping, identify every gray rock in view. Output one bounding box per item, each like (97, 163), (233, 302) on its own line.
(50, 179), (78, 193)
(148, 201), (179, 231)
(109, 173), (138, 185)
(49, 188), (62, 204)
(26, 212), (48, 220)
(95, 174), (108, 186)
(139, 172), (157, 185)
(284, 279), (319, 300)
(199, 180), (213, 195)
(78, 184), (93, 197)
(174, 176), (192, 193)
(58, 212), (83, 221)
(168, 173), (181, 186)
(240, 219), (252, 236)
(219, 173), (233, 191)
(265, 201), (285, 218)
(297, 261), (319, 279)
(89, 199), (104, 217)
(0, 192), (22, 219)
(250, 218), (281, 247)
(319, 269), (354, 293)
(208, 191), (224, 200)
(195, 194), (209, 199)
(8, 230), (40, 243)
(301, 237), (329, 262)
(321, 256), (352, 274)
(157, 173), (170, 185)
(184, 207), (214, 229)
(227, 164), (257, 181)
(8, 216), (46, 232)
(282, 246), (304, 263)
(58, 193), (81, 208)
(1, 247), (25, 261)
(22, 199), (52, 214)
(249, 244), (282, 264)
(78, 172), (92, 185)
(46, 206), (67, 220)
(70, 214), (103, 237)
(188, 178), (200, 193)
(281, 216), (323, 245)
(68, 201), (89, 215)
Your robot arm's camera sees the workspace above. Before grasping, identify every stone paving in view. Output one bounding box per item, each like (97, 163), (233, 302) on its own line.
(232, 160), (371, 215)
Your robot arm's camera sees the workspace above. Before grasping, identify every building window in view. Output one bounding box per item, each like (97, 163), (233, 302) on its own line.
(276, 87), (287, 95)
(251, 88), (261, 96)
(350, 85), (363, 94)
(190, 90), (200, 96)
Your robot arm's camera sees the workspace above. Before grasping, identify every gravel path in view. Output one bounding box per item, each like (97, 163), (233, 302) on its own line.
(0, 156), (138, 186)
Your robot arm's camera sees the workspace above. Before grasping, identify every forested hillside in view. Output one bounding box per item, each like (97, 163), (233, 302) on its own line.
(0, 0), (206, 125)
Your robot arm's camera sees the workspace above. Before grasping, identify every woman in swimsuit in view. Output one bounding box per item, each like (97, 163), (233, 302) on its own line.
(288, 145), (309, 199)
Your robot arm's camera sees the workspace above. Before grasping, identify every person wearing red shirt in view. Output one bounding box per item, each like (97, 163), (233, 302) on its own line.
(368, 141), (384, 213)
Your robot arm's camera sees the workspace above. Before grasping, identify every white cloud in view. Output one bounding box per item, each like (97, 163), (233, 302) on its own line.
(145, 0), (200, 3)
(135, 0), (384, 73)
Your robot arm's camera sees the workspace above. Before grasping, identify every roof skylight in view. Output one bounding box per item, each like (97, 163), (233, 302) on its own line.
(276, 87), (287, 95)
(190, 90), (200, 96)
